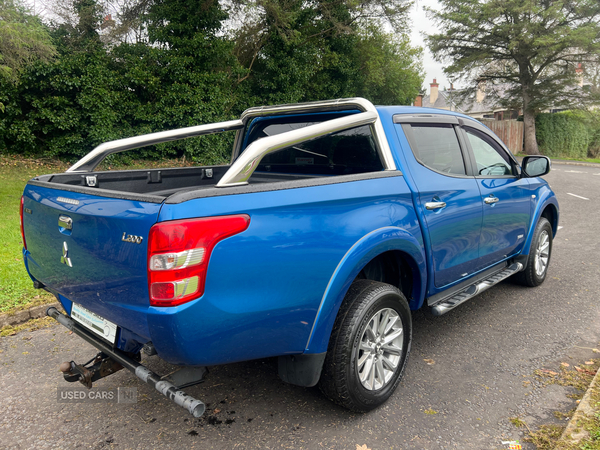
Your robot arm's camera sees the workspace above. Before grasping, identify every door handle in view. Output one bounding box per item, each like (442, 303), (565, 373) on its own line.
(484, 195), (499, 204)
(58, 215), (73, 230)
(425, 201), (447, 210)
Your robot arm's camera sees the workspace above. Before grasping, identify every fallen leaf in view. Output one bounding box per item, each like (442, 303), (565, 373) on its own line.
(585, 361), (594, 365)
(541, 369), (558, 375)
(423, 359), (435, 365)
(561, 363), (570, 367)
(593, 349), (600, 354)
(575, 366), (596, 376)
(356, 445), (371, 450)
(213, 409), (221, 414)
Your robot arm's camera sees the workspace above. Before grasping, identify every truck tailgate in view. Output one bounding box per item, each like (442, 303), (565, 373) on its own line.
(22, 184), (162, 340)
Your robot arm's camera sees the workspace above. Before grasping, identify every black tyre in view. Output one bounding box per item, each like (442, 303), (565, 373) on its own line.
(318, 280), (412, 412)
(515, 217), (553, 287)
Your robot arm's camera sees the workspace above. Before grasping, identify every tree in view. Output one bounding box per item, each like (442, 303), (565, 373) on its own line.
(0, 0), (55, 82)
(426, 0), (600, 155)
(354, 26), (423, 105)
(231, 0), (421, 105)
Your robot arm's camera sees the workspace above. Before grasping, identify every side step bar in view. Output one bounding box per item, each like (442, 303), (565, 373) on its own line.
(430, 262), (523, 316)
(47, 307), (206, 418)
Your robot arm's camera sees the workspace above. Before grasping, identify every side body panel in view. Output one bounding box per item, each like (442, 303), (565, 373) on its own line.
(304, 226), (426, 354)
(147, 174), (424, 365)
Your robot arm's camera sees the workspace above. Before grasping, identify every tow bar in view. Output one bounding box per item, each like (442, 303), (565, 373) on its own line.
(47, 307), (206, 418)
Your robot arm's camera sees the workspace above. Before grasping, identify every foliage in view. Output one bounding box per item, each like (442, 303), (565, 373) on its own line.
(232, 0), (422, 106)
(0, 0), (422, 162)
(354, 27), (423, 105)
(536, 111), (600, 159)
(0, 0), (56, 82)
(426, 0), (600, 155)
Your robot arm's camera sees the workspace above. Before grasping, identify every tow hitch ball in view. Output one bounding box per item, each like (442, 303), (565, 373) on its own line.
(59, 352), (128, 389)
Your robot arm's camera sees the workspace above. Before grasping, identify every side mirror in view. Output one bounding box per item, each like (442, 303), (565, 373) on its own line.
(521, 155), (551, 178)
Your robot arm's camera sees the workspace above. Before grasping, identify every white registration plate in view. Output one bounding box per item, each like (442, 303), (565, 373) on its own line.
(71, 303), (118, 344)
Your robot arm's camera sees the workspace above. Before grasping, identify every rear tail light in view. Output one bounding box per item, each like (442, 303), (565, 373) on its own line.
(20, 196), (27, 250)
(147, 214), (250, 307)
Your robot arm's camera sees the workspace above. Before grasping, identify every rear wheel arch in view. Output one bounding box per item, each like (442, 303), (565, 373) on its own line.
(355, 250), (420, 310)
(304, 229), (425, 356)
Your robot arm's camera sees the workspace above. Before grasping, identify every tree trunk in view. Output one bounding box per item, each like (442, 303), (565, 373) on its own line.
(522, 87), (540, 155)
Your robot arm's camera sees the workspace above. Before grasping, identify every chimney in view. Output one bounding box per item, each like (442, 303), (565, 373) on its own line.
(414, 94), (423, 107)
(430, 79), (439, 105)
(476, 82), (485, 103)
(576, 63), (584, 87)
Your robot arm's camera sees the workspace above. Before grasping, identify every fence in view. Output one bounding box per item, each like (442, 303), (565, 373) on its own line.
(480, 120), (523, 154)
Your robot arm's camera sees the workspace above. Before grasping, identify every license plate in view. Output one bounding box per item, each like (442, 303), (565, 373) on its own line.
(71, 303), (118, 344)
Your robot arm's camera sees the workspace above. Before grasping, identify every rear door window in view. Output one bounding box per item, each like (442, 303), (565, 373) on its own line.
(406, 124), (467, 176)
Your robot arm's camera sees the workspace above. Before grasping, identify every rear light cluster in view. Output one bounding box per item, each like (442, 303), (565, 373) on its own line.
(20, 196), (27, 250)
(147, 214), (250, 307)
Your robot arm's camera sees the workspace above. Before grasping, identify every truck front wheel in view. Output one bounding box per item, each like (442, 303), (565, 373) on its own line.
(516, 217), (553, 287)
(318, 280), (412, 412)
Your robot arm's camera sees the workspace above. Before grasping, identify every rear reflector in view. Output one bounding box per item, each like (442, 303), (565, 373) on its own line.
(147, 214), (250, 307)
(20, 196), (27, 250)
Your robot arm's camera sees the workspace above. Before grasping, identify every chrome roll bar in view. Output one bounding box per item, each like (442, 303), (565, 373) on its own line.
(234, 98), (396, 171)
(67, 120), (244, 173)
(66, 98), (397, 183)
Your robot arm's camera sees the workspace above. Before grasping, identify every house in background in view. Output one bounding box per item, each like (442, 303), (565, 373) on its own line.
(414, 79), (523, 153)
(415, 79), (520, 121)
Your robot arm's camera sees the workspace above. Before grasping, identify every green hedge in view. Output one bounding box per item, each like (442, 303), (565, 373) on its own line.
(536, 111), (600, 159)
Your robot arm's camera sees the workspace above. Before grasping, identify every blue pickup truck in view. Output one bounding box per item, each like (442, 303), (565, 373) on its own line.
(21, 98), (558, 417)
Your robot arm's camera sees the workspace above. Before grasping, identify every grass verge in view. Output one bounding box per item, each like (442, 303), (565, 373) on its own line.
(0, 156), (69, 313)
(509, 359), (600, 449)
(0, 316), (55, 337)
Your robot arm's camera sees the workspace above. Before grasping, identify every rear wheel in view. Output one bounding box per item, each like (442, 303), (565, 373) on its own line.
(318, 280), (412, 412)
(516, 217), (553, 287)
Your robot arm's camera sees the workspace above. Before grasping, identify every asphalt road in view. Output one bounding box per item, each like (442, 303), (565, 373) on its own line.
(1, 163), (599, 450)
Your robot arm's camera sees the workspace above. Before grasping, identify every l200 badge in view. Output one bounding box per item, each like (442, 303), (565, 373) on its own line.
(122, 233), (143, 244)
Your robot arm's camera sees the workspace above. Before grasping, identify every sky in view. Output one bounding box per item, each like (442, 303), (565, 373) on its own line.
(409, 0), (459, 93)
